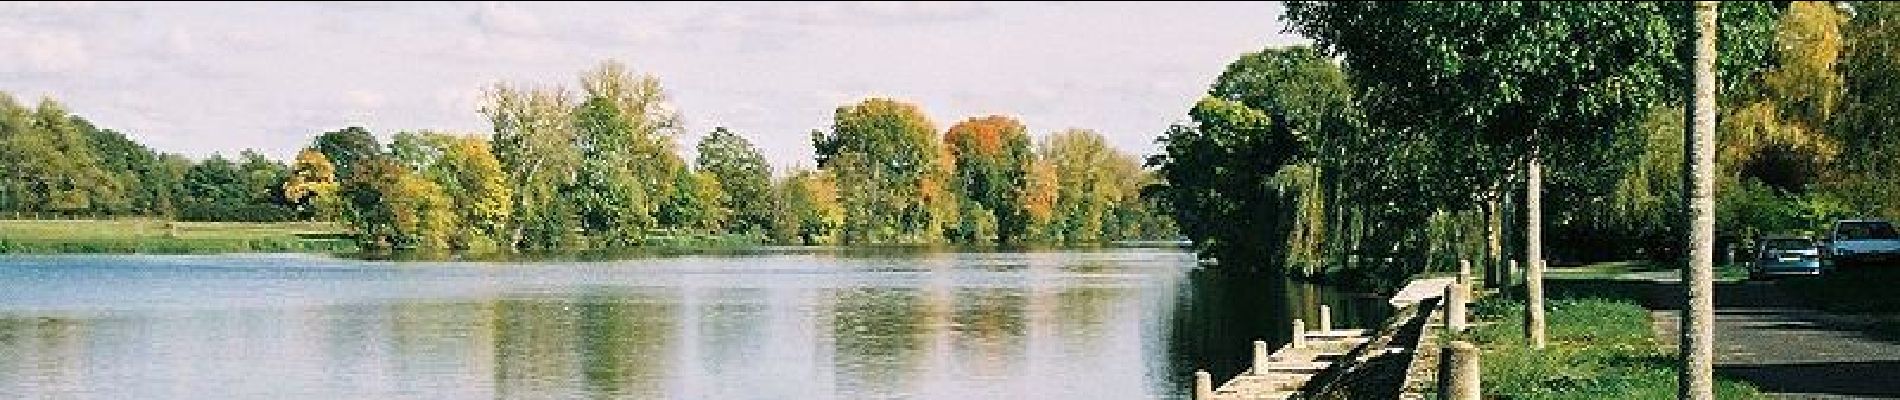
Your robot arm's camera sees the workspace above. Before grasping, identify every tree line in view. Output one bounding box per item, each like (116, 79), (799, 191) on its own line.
(1144, 3), (1899, 397)
(0, 61), (1174, 251)
(1152, 2), (1900, 289)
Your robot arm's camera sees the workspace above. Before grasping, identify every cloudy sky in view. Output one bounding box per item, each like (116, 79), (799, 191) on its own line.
(0, 1), (1303, 170)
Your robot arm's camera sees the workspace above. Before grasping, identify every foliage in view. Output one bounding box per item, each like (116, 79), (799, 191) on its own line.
(283, 148), (343, 221)
(695, 127), (775, 234)
(313, 126), (381, 180)
(1043, 129), (1164, 244)
(0, 96), (127, 215)
(1828, 1), (1900, 219)
(1270, 2), (1783, 285)
(482, 82), (579, 249)
(943, 115), (1035, 244)
(340, 158), (456, 250)
(771, 168), (844, 245)
(812, 98), (952, 244)
(1150, 46), (1349, 272)
(571, 61), (686, 244)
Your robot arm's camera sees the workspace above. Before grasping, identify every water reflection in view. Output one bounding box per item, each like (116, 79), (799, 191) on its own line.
(0, 250), (1384, 400)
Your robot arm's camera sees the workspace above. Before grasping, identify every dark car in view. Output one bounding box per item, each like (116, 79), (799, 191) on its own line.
(1752, 234), (1822, 279)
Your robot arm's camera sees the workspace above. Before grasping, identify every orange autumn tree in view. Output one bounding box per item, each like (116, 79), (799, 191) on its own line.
(943, 115), (1036, 244)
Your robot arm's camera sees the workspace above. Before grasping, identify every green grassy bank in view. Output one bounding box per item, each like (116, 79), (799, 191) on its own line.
(1455, 293), (1765, 399)
(0, 219), (357, 254)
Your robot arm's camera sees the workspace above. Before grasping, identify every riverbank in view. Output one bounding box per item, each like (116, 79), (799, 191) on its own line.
(1459, 290), (1766, 399)
(0, 219), (357, 254)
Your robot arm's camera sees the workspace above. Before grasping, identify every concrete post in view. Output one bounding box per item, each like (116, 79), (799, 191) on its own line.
(1291, 318), (1306, 349)
(1252, 340), (1269, 375)
(1458, 259), (1472, 287)
(1446, 282), (1468, 333)
(1195, 369), (1213, 400)
(1318, 305), (1333, 334)
(1437, 341), (1481, 400)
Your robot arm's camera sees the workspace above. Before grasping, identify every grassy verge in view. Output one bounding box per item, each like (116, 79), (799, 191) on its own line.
(1455, 294), (1765, 399)
(1780, 267), (1900, 339)
(1545, 260), (1750, 282)
(0, 219), (356, 254)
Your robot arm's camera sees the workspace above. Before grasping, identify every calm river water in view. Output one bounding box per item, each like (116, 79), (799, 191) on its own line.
(0, 248), (1386, 399)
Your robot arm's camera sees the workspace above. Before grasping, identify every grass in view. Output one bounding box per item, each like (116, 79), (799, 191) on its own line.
(1545, 260), (1750, 282)
(1454, 293), (1766, 399)
(0, 219), (357, 254)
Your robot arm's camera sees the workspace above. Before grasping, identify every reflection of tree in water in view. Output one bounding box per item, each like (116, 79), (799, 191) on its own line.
(1054, 286), (1120, 350)
(387, 302), (497, 394)
(827, 287), (929, 398)
(491, 292), (677, 400)
(575, 292), (677, 399)
(949, 287), (1028, 381)
(494, 300), (583, 399)
(1157, 269), (1392, 390)
(0, 317), (87, 395)
(696, 288), (768, 376)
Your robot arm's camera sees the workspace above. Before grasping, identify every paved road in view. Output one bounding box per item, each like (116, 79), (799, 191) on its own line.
(1645, 280), (1900, 399)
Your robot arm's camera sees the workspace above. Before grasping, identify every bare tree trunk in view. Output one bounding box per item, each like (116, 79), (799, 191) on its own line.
(1486, 195), (1503, 288)
(1681, 3), (1719, 399)
(1525, 152), (1546, 349)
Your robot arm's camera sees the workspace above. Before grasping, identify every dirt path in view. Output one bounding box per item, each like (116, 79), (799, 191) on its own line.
(1646, 280), (1900, 399)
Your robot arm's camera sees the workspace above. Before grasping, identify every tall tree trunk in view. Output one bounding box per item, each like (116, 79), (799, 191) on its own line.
(1486, 194), (1503, 288)
(1525, 152), (1546, 349)
(1680, 3), (1719, 399)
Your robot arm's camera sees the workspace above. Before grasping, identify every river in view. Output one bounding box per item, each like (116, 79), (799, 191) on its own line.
(0, 248), (1387, 399)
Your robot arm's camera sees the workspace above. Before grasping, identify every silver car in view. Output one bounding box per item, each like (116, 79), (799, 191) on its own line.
(1752, 235), (1823, 279)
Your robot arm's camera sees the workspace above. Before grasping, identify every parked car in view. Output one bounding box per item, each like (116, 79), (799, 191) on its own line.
(1826, 219), (1900, 268)
(1751, 234), (1822, 279)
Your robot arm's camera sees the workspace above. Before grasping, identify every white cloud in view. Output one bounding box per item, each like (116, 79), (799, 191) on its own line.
(345, 89), (386, 109)
(471, 1), (542, 36)
(166, 27), (197, 55)
(775, 2), (991, 27)
(17, 31), (89, 73)
(0, 2), (1294, 164)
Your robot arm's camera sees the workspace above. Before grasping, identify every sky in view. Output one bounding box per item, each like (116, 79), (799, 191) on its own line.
(0, 1), (1305, 170)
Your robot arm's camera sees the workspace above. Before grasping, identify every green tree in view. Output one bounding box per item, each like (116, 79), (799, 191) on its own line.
(1151, 100), (1289, 264)
(695, 127), (775, 234)
(483, 83), (579, 249)
(284, 148), (343, 221)
(943, 115), (1035, 244)
(314, 126), (382, 180)
(0, 98), (124, 215)
(179, 155), (244, 221)
(812, 98), (952, 244)
(1045, 129), (1146, 244)
(771, 168), (844, 245)
(1149, 46), (1351, 270)
(571, 60), (685, 243)
(341, 158), (456, 250)
(237, 150), (292, 216)
(657, 168), (725, 231)
(1830, 1), (1900, 218)
(1285, 0), (1782, 349)
(435, 135), (514, 249)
